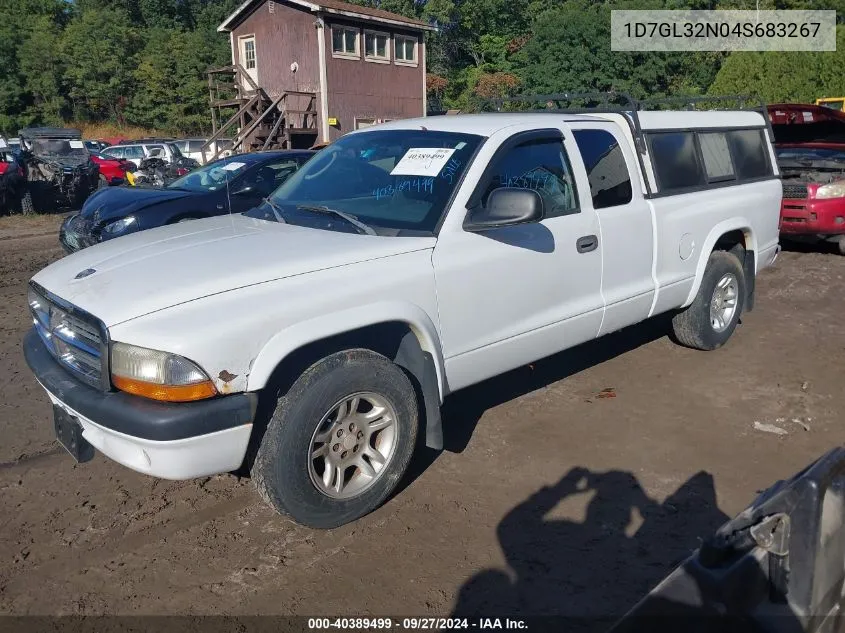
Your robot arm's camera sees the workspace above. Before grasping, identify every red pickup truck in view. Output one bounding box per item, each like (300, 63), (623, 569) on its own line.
(769, 103), (845, 255)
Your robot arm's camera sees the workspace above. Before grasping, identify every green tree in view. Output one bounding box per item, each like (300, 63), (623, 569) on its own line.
(19, 16), (67, 124)
(62, 7), (142, 123)
(128, 27), (227, 133)
(710, 27), (845, 102)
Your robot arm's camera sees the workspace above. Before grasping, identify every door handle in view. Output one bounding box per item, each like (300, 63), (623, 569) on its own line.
(576, 234), (599, 253)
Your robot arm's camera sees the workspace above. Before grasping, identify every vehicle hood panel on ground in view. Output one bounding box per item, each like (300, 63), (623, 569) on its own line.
(33, 214), (436, 326)
(81, 187), (196, 220)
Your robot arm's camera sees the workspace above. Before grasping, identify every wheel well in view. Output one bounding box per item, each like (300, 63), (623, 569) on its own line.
(261, 322), (418, 399)
(712, 228), (756, 311)
(714, 229), (747, 258)
(238, 322), (442, 476)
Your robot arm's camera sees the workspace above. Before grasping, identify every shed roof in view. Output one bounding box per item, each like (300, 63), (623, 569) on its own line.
(218, 0), (435, 32)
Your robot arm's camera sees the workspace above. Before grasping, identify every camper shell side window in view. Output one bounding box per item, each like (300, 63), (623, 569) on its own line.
(646, 127), (774, 197)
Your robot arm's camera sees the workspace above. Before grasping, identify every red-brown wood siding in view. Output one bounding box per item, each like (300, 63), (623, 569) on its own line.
(231, 1), (321, 103)
(323, 19), (425, 141)
(229, 1), (426, 141)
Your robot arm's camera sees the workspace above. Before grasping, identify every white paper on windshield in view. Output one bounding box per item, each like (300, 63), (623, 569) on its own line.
(0, 139), (6, 148)
(390, 148), (456, 177)
(69, 140), (84, 149)
(802, 111), (814, 122)
(222, 161), (246, 171)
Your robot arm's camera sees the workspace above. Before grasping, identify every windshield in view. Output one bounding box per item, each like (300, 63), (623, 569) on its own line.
(245, 129), (483, 234)
(777, 147), (845, 162)
(29, 138), (87, 156)
(167, 156), (250, 192)
(819, 100), (845, 111)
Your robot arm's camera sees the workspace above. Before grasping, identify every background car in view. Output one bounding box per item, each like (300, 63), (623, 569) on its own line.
(89, 151), (134, 186)
(84, 140), (109, 152)
(60, 149), (314, 252)
(172, 138), (233, 165)
(102, 141), (199, 172)
(18, 127), (99, 212)
(769, 103), (845, 255)
(0, 138), (26, 213)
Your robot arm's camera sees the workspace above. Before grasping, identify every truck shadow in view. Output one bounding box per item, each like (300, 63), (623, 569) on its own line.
(449, 467), (731, 630)
(401, 314), (674, 488)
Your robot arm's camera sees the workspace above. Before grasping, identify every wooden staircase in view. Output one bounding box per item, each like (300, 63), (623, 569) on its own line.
(204, 65), (318, 161)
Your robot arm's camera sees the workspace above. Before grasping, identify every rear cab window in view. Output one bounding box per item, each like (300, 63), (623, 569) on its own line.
(572, 129), (633, 209)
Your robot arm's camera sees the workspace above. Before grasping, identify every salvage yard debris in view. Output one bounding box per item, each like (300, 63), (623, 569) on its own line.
(753, 417), (813, 435)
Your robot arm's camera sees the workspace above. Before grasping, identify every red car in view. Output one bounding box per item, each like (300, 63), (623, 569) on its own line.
(768, 103), (845, 255)
(90, 152), (134, 186)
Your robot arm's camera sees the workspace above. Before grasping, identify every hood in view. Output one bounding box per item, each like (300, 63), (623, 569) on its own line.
(32, 214), (436, 327)
(81, 186), (197, 221)
(38, 153), (91, 169)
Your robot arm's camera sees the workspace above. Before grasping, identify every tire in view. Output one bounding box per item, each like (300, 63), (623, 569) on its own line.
(252, 349), (418, 529)
(836, 235), (845, 256)
(672, 250), (746, 351)
(20, 189), (35, 215)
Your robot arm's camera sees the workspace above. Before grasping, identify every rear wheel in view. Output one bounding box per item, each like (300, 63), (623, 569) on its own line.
(252, 349), (418, 529)
(672, 250), (746, 351)
(836, 235), (845, 256)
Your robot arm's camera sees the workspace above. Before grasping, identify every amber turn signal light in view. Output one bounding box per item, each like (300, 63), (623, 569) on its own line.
(112, 375), (217, 402)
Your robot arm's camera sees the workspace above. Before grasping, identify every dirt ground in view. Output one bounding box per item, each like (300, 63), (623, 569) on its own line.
(1, 215), (844, 623)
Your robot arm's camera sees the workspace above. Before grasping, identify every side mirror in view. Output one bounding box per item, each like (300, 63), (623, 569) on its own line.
(464, 187), (545, 232)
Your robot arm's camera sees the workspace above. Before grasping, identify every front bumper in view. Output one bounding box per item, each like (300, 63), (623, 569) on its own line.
(23, 329), (256, 479)
(780, 196), (845, 236)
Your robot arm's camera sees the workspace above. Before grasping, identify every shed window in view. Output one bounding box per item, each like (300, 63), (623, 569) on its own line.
(395, 35), (417, 64)
(243, 39), (256, 69)
(365, 31), (389, 61)
(332, 27), (359, 56)
(699, 132), (735, 182)
(727, 129), (771, 180)
(648, 132), (706, 192)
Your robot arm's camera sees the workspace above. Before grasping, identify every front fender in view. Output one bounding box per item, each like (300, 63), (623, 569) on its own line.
(682, 219), (756, 307)
(246, 300), (447, 399)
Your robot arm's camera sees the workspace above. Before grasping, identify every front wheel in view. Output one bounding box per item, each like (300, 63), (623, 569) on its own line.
(672, 250), (746, 351)
(20, 189), (35, 215)
(252, 349), (419, 529)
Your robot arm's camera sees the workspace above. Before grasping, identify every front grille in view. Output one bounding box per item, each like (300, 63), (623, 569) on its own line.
(28, 283), (107, 389)
(782, 183), (809, 199)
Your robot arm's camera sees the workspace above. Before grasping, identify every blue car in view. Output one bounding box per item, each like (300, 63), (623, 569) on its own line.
(60, 150), (314, 252)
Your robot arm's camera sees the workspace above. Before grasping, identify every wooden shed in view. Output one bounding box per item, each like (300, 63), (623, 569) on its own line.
(215, 0), (434, 152)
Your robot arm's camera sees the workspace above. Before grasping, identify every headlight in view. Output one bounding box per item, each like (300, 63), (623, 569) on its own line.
(110, 342), (217, 402)
(815, 182), (845, 199)
(101, 216), (137, 236)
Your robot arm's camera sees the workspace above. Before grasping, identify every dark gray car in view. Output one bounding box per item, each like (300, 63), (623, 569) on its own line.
(18, 127), (100, 213)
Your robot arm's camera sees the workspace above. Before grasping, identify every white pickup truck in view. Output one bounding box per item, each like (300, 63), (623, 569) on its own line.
(24, 105), (782, 528)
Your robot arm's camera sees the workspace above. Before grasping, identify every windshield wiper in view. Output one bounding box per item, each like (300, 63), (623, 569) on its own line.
(262, 197), (287, 224)
(296, 205), (376, 236)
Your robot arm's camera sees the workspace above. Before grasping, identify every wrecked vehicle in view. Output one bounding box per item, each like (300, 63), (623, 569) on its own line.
(0, 136), (26, 214)
(18, 128), (101, 213)
(769, 104), (845, 255)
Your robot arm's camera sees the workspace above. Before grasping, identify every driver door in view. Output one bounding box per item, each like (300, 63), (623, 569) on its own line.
(432, 127), (605, 391)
